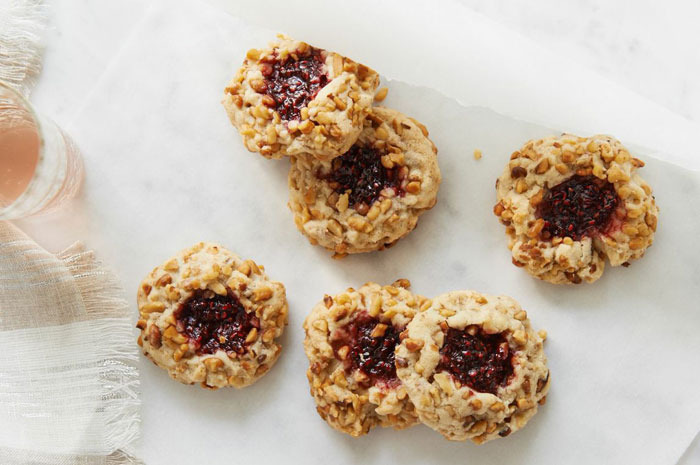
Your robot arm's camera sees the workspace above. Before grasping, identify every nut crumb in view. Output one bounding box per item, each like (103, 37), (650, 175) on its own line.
(374, 87), (388, 102)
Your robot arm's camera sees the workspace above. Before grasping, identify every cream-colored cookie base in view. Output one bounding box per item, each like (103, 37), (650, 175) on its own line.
(396, 291), (549, 444)
(223, 34), (378, 161)
(136, 242), (288, 389)
(303, 280), (430, 436)
(288, 106), (441, 255)
(494, 134), (659, 284)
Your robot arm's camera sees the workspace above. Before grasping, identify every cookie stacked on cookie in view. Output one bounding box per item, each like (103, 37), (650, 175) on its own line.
(223, 35), (441, 257)
(303, 280), (550, 444)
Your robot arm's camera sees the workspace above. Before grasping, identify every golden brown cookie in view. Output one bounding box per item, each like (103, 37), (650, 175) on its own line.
(303, 280), (430, 436)
(396, 291), (550, 444)
(136, 242), (288, 389)
(223, 34), (379, 161)
(494, 134), (659, 284)
(288, 106), (441, 256)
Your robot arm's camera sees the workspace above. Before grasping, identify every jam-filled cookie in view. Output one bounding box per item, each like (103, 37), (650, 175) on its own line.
(136, 242), (288, 389)
(396, 291), (550, 444)
(288, 106), (441, 256)
(303, 280), (429, 436)
(494, 134), (659, 284)
(223, 34), (379, 161)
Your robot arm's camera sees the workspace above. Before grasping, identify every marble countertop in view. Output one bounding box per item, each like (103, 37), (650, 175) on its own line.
(458, 0), (700, 123)
(18, 0), (700, 463)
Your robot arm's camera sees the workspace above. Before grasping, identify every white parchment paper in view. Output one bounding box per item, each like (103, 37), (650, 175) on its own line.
(18, 1), (700, 464)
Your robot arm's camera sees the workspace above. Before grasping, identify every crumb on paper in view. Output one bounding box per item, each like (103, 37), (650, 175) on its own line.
(474, 149), (482, 160)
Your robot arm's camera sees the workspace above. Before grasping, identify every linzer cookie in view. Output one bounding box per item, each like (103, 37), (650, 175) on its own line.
(395, 291), (550, 444)
(288, 107), (441, 256)
(494, 134), (659, 284)
(303, 280), (429, 436)
(136, 242), (288, 389)
(223, 34), (379, 161)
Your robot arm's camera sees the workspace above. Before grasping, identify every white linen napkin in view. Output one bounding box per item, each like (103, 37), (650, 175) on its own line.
(0, 222), (142, 464)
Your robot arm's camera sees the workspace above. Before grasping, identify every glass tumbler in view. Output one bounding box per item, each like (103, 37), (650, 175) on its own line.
(0, 81), (83, 220)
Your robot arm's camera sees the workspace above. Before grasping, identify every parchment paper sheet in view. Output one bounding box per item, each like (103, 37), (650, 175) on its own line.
(18, 1), (700, 463)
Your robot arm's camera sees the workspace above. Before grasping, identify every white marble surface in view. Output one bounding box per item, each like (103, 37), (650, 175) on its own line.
(13, 0), (700, 463)
(457, 0), (700, 123)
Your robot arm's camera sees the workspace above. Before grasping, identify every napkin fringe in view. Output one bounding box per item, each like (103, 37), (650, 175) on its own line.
(106, 450), (145, 465)
(57, 243), (141, 456)
(0, 0), (46, 96)
(58, 243), (133, 320)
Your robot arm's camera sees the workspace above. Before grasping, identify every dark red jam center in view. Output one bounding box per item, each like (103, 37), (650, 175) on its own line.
(175, 290), (259, 356)
(331, 313), (401, 386)
(327, 145), (401, 207)
(260, 47), (329, 121)
(437, 328), (514, 395)
(537, 175), (619, 241)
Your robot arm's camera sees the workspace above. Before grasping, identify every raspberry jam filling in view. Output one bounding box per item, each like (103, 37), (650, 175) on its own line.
(260, 47), (329, 121)
(327, 145), (402, 207)
(331, 313), (401, 386)
(175, 289), (259, 356)
(537, 175), (619, 240)
(437, 328), (514, 395)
